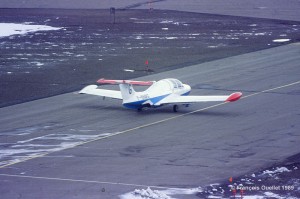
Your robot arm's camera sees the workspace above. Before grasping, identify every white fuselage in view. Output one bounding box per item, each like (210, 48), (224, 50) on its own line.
(122, 79), (191, 109)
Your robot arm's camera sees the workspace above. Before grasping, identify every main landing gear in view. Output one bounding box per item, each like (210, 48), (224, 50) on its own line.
(173, 104), (189, 112)
(173, 105), (179, 112)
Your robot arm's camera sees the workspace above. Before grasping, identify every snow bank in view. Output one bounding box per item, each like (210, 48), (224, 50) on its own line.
(0, 23), (62, 38)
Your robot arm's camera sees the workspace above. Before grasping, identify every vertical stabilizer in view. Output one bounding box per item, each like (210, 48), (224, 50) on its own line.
(119, 83), (136, 103)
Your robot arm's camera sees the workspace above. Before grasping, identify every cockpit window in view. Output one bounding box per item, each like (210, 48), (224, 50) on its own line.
(175, 79), (183, 88)
(167, 78), (183, 88)
(169, 79), (178, 88)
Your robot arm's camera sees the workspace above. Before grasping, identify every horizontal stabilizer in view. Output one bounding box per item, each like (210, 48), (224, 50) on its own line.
(79, 85), (122, 100)
(97, 78), (155, 86)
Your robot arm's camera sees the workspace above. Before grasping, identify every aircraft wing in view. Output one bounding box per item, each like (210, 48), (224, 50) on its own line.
(79, 85), (122, 100)
(158, 92), (242, 105)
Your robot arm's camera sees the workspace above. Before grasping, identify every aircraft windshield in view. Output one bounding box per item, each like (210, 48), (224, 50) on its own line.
(168, 78), (183, 88)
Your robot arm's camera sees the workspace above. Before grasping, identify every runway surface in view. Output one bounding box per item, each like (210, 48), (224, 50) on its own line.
(0, 43), (299, 198)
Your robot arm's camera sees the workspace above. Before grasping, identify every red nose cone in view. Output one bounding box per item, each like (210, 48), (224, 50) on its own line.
(226, 92), (242, 102)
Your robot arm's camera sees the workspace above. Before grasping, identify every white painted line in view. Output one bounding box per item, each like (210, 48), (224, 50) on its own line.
(0, 173), (183, 190)
(241, 80), (300, 99)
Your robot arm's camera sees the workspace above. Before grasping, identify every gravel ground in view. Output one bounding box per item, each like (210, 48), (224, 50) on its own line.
(1, 8), (299, 107)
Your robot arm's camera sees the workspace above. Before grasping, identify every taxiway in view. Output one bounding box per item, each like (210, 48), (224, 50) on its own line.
(0, 43), (299, 198)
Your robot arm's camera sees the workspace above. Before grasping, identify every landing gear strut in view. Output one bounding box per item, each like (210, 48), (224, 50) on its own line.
(173, 105), (178, 112)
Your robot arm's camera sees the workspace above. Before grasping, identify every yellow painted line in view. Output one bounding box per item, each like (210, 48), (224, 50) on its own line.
(0, 80), (299, 169)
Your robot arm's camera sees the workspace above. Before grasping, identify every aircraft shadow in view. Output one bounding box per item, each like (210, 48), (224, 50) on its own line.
(77, 103), (240, 117)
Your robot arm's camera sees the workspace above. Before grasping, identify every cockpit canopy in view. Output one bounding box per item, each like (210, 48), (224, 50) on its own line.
(164, 78), (184, 88)
(147, 78), (183, 92)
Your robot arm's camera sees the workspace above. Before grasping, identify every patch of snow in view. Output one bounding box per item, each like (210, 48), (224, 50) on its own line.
(0, 134), (99, 167)
(264, 192), (285, 199)
(163, 187), (202, 195)
(124, 69), (135, 72)
(31, 62), (44, 66)
(134, 21), (154, 24)
(75, 54), (85, 57)
(273, 39), (291, 43)
(242, 33), (254, 36)
(242, 196), (264, 199)
(120, 187), (172, 199)
(165, 37), (178, 40)
(160, 20), (173, 24)
(262, 167), (291, 176)
(120, 187), (202, 199)
(254, 33), (267, 36)
(0, 23), (62, 38)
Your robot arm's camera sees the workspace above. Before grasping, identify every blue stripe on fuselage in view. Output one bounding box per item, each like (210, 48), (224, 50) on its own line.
(182, 91), (190, 96)
(123, 94), (170, 109)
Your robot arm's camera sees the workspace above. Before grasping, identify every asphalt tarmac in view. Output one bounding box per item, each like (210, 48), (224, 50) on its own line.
(0, 43), (299, 198)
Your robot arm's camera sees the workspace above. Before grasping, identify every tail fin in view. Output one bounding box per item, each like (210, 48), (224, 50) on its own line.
(119, 84), (136, 102)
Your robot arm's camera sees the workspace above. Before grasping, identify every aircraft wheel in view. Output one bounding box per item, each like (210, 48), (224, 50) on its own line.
(173, 105), (178, 112)
(137, 108), (142, 112)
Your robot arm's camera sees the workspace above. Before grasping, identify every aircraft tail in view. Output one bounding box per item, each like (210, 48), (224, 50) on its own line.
(119, 83), (136, 102)
(97, 78), (155, 103)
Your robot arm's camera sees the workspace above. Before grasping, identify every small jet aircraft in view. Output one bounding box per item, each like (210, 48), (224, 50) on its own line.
(79, 78), (242, 112)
